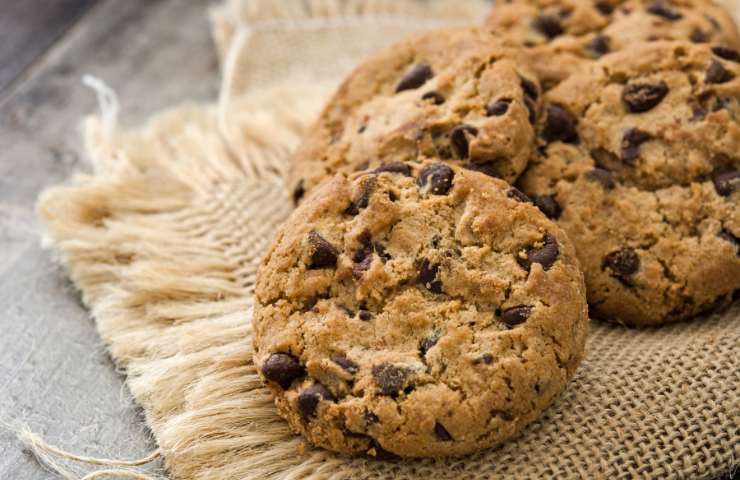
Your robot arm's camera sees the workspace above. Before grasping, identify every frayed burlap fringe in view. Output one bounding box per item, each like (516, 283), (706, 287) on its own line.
(34, 0), (740, 479)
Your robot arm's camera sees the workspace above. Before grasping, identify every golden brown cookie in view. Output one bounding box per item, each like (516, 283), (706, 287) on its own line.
(517, 41), (740, 326)
(486, 0), (740, 87)
(255, 162), (588, 457)
(288, 26), (542, 204)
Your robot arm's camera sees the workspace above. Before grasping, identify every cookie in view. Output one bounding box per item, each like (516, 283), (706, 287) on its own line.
(486, 0), (740, 87)
(288, 26), (542, 204)
(254, 162), (588, 457)
(517, 41), (740, 326)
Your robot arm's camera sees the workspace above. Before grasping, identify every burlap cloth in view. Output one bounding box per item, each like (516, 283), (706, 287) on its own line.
(36, 0), (739, 478)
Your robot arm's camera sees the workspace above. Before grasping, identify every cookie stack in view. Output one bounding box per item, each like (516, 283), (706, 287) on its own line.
(252, 0), (740, 459)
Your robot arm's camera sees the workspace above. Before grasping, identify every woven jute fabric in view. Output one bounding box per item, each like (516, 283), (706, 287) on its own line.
(37, 0), (739, 478)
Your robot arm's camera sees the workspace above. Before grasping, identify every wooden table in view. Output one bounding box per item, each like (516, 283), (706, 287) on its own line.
(0, 1), (218, 477)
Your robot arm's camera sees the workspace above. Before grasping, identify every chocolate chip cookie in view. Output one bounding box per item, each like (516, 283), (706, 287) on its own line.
(486, 0), (740, 87)
(288, 26), (542, 204)
(517, 41), (740, 326)
(254, 162), (588, 457)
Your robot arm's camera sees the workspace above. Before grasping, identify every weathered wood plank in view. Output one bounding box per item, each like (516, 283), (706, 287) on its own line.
(0, 0), (100, 94)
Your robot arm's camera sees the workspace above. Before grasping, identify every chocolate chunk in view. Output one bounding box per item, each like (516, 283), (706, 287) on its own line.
(532, 194), (562, 219)
(594, 0), (614, 15)
(418, 258), (443, 293)
(463, 162), (500, 178)
(706, 60), (734, 84)
(353, 233), (375, 278)
(507, 187), (531, 203)
(542, 105), (578, 143)
(603, 248), (640, 284)
(690, 28), (709, 43)
(434, 422), (453, 441)
(524, 97), (537, 124)
(588, 34), (610, 57)
(372, 364), (410, 397)
(298, 382), (335, 420)
(417, 163), (455, 195)
(331, 354), (358, 373)
(500, 305), (532, 327)
(358, 309), (373, 321)
(292, 179), (305, 205)
(520, 77), (539, 100)
(712, 45), (740, 63)
(420, 334), (439, 355)
(262, 353), (304, 389)
(450, 124), (479, 158)
(622, 81), (669, 113)
(533, 14), (564, 39)
(719, 229), (740, 254)
(712, 170), (740, 196)
(486, 98), (511, 116)
(307, 231), (339, 269)
(621, 128), (652, 163)
(373, 162), (411, 176)
(646, 1), (682, 20)
(518, 233), (560, 272)
(395, 64), (433, 93)
(585, 168), (616, 189)
(421, 91), (445, 105)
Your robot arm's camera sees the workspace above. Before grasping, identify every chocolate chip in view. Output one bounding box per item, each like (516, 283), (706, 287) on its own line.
(463, 162), (500, 178)
(307, 231), (339, 269)
(331, 355), (358, 373)
(486, 98), (511, 116)
(417, 163), (455, 195)
(594, 0), (614, 15)
(542, 105), (578, 143)
(706, 60), (734, 84)
(603, 248), (640, 284)
(298, 382), (335, 420)
(623, 81), (669, 113)
(480, 354), (494, 365)
(395, 64), (433, 93)
(533, 14), (564, 39)
(524, 97), (537, 124)
(589, 34), (610, 57)
(372, 364), (410, 397)
(450, 124), (479, 158)
(690, 105), (708, 121)
(364, 409), (379, 425)
(712, 45), (740, 63)
(585, 168), (616, 189)
(373, 162), (411, 176)
(646, 1), (682, 20)
(261, 353), (304, 389)
(719, 229), (740, 254)
(690, 28), (709, 43)
(532, 194), (562, 219)
(518, 233), (560, 272)
(420, 334), (439, 355)
(621, 128), (652, 163)
(292, 179), (305, 205)
(418, 258), (443, 293)
(421, 91), (445, 105)
(434, 422), (453, 441)
(507, 187), (531, 203)
(374, 242), (391, 261)
(358, 309), (373, 321)
(712, 170), (740, 196)
(358, 125), (367, 134)
(500, 305), (532, 327)
(520, 77), (539, 100)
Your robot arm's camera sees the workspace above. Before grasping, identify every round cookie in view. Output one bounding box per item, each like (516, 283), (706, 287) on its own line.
(288, 26), (542, 204)
(517, 41), (740, 326)
(254, 162), (588, 458)
(486, 0), (740, 87)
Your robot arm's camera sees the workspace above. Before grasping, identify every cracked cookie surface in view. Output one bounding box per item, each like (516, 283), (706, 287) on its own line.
(517, 41), (740, 326)
(485, 0), (740, 88)
(254, 162), (588, 458)
(288, 26), (541, 204)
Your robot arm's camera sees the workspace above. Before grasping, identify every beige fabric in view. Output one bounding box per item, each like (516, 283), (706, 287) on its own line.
(37, 0), (739, 478)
